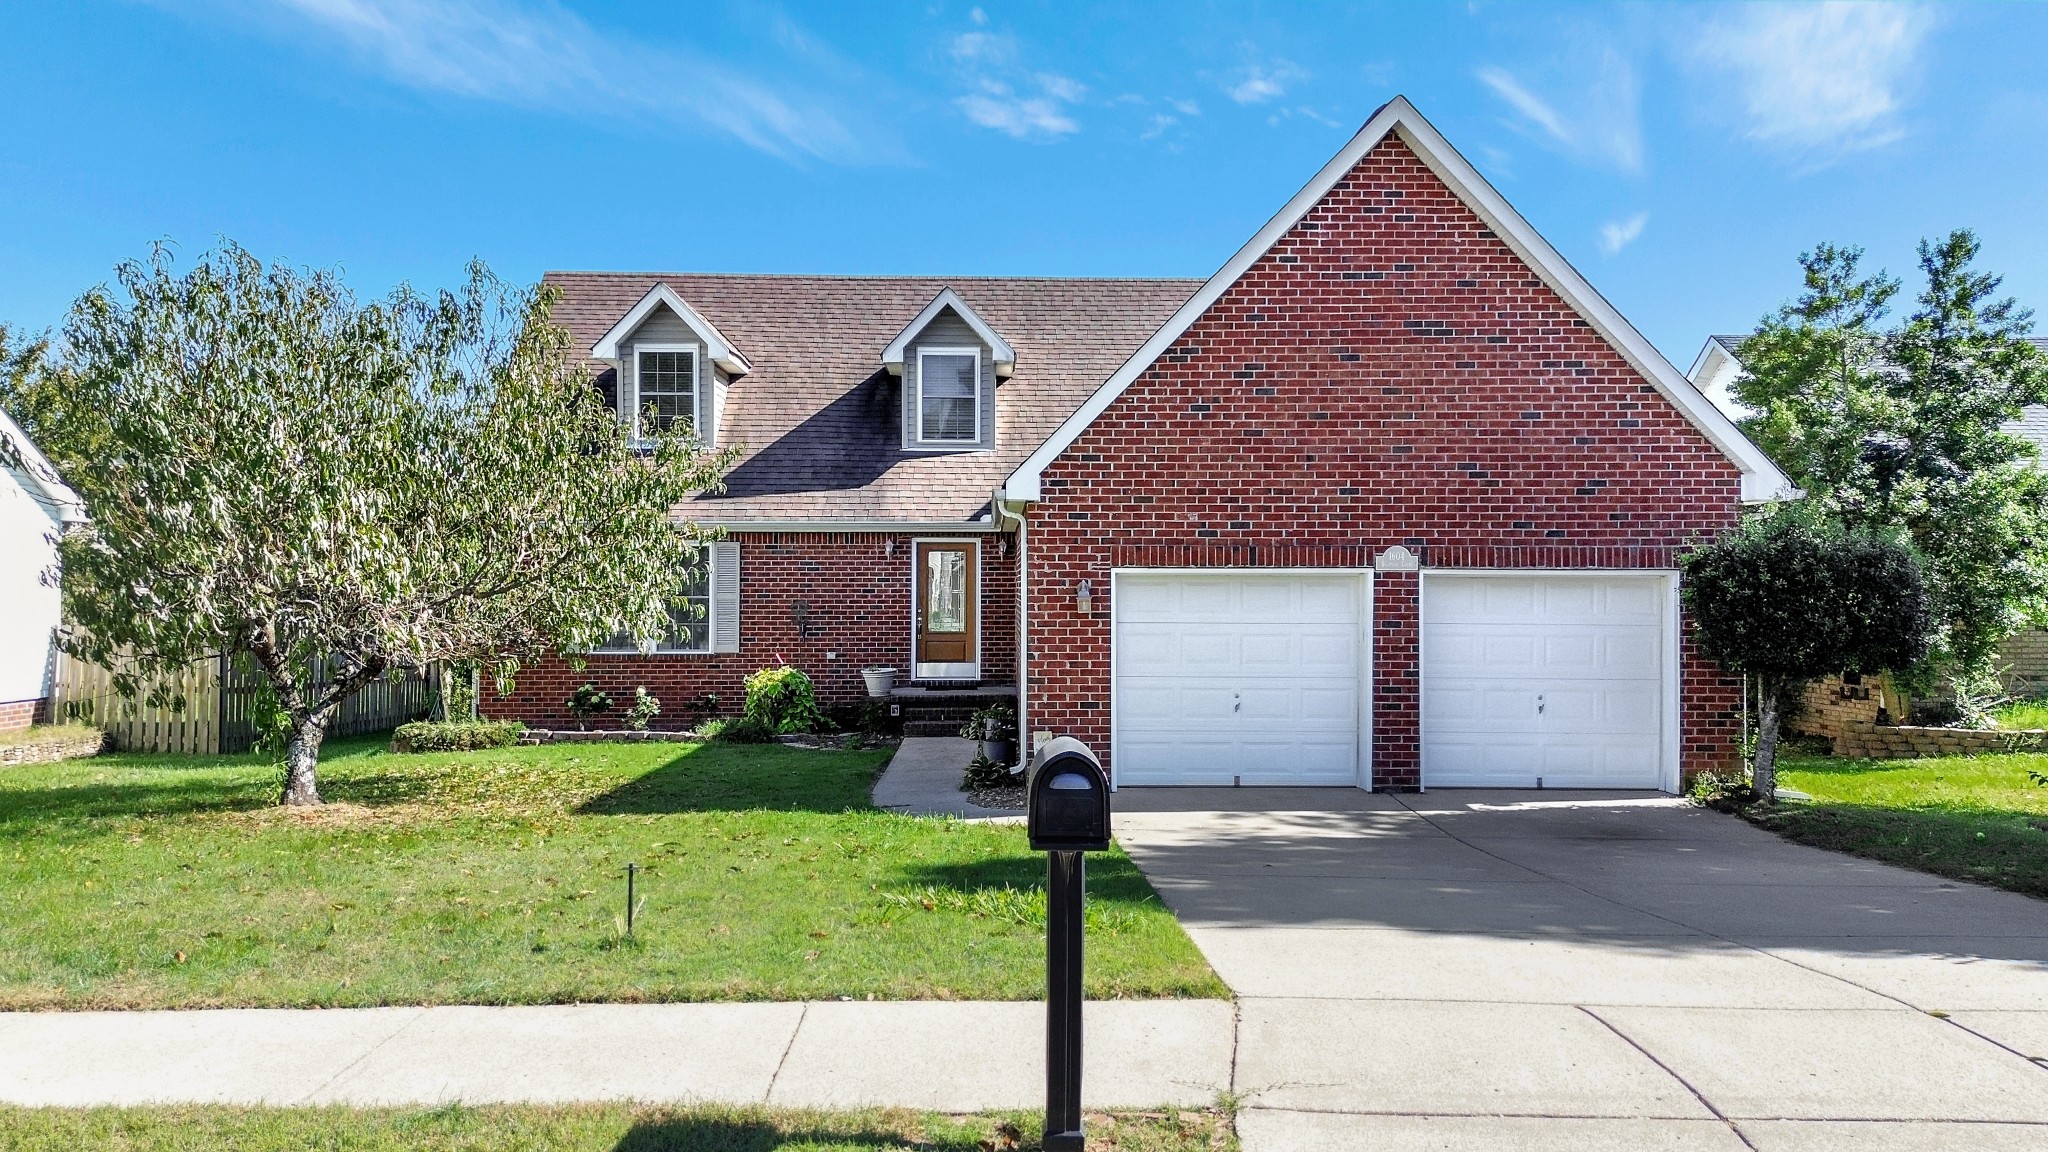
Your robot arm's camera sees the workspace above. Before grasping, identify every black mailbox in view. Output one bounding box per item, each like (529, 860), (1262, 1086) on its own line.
(1027, 736), (1110, 852)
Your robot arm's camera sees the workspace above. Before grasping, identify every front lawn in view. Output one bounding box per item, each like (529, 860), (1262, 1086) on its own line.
(1755, 751), (2048, 897)
(0, 1103), (1237, 1152)
(0, 738), (1223, 1009)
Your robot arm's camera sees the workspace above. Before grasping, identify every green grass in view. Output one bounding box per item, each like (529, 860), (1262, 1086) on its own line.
(1993, 698), (2048, 730)
(0, 722), (100, 747)
(0, 737), (1224, 1009)
(1756, 751), (2048, 896)
(0, 1103), (1237, 1151)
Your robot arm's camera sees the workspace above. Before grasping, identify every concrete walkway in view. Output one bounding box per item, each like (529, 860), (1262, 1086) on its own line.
(0, 1000), (1231, 1110)
(1114, 788), (2048, 1151)
(870, 736), (1019, 820)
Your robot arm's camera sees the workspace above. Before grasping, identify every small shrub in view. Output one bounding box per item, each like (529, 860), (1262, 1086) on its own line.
(623, 685), (662, 731)
(840, 732), (867, 750)
(744, 666), (826, 734)
(1687, 768), (1758, 810)
(704, 715), (774, 744)
(391, 720), (526, 753)
(963, 751), (1019, 788)
(565, 683), (613, 729)
(827, 698), (897, 736)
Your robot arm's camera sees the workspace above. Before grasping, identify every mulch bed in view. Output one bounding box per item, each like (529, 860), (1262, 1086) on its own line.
(966, 784), (1026, 810)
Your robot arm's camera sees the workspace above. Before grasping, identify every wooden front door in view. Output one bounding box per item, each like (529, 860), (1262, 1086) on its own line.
(915, 541), (977, 673)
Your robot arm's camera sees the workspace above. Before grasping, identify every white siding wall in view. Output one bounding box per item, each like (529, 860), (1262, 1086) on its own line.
(0, 461), (62, 707)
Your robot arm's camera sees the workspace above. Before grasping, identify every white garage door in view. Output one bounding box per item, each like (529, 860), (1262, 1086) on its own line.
(1423, 574), (1668, 789)
(1114, 572), (1364, 786)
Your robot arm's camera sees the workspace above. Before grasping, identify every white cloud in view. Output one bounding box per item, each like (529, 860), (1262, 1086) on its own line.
(1477, 52), (1642, 174)
(177, 0), (867, 161)
(1226, 61), (1304, 105)
(1169, 98), (1201, 117)
(1692, 1), (1933, 160)
(957, 78), (1080, 138)
(1598, 211), (1649, 255)
(945, 19), (1083, 140)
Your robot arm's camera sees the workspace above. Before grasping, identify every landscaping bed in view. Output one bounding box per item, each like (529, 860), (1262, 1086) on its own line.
(0, 723), (105, 766)
(0, 736), (1222, 1009)
(0, 1102), (1237, 1152)
(1745, 750), (2048, 898)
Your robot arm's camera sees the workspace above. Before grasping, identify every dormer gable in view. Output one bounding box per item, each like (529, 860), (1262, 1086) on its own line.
(885, 288), (1012, 454)
(591, 284), (749, 448)
(883, 288), (1015, 378)
(591, 283), (752, 375)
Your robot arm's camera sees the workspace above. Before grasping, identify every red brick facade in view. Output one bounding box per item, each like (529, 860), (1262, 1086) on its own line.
(0, 698), (40, 735)
(1020, 136), (1745, 787)
(483, 531), (1017, 727)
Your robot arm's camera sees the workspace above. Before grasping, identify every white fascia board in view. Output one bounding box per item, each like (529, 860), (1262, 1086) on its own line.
(882, 288), (1017, 378)
(685, 519), (1004, 534)
(590, 283), (753, 375)
(0, 408), (85, 523)
(1003, 95), (1795, 505)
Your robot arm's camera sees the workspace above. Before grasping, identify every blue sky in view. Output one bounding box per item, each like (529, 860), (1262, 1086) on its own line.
(3, 1), (2045, 368)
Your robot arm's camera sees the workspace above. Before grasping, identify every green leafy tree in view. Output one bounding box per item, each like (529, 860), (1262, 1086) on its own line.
(1682, 509), (1932, 797)
(1733, 231), (2048, 710)
(2, 243), (732, 804)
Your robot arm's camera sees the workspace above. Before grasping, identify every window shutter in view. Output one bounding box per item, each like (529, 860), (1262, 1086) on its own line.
(711, 541), (741, 653)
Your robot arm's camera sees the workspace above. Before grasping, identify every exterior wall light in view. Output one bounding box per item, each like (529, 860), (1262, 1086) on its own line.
(1075, 579), (1093, 616)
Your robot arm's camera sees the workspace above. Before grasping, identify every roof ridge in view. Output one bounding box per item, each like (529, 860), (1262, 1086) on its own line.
(542, 270), (1207, 284)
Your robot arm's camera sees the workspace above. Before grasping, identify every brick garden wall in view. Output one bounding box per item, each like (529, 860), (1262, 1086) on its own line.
(483, 531), (1017, 728)
(1023, 134), (1747, 788)
(0, 699), (38, 735)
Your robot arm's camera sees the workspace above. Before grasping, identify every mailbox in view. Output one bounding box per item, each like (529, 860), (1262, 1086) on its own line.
(1027, 736), (1110, 852)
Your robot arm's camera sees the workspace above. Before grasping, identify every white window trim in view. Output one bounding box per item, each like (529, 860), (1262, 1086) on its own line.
(630, 343), (702, 446)
(593, 543), (716, 655)
(913, 346), (983, 448)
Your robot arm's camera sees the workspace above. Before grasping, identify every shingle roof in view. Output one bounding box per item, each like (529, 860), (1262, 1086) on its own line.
(544, 272), (1199, 523)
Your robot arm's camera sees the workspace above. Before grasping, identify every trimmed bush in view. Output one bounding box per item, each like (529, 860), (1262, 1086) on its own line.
(391, 720), (526, 754)
(743, 666), (826, 735)
(703, 716), (774, 744)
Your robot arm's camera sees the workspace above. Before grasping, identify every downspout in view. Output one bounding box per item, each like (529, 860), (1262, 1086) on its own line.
(993, 488), (1031, 757)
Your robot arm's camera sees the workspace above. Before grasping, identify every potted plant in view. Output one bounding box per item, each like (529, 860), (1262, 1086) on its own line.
(862, 665), (898, 698)
(960, 703), (1017, 766)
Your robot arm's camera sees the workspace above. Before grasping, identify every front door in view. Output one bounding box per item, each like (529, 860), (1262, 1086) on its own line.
(914, 541), (978, 679)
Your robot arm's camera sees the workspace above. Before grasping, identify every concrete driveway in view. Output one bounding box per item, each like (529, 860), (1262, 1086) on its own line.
(1114, 789), (2048, 1151)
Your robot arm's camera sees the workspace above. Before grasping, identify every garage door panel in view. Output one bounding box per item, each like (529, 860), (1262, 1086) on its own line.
(1114, 573), (1365, 787)
(1424, 575), (1667, 790)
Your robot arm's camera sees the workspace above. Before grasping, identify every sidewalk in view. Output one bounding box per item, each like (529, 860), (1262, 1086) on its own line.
(870, 736), (1021, 820)
(0, 1000), (1233, 1110)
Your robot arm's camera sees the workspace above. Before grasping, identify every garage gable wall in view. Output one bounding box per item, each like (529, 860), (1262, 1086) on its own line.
(1022, 133), (1744, 787)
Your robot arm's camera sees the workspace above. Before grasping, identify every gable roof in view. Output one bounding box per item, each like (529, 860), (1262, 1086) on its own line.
(545, 273), (1199, 523)
(588, 282), (754, 375)
(0, 408), (85, 525)
(883, 288), (1018, 378)
(1003, 95), (1795, 505)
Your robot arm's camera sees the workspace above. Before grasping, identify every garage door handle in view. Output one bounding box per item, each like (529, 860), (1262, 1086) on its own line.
(1234, 692), (1241, 714)
(1536, 694), (1545, 715)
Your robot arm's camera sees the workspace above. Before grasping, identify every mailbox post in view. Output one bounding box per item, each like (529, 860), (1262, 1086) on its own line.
(1026, 737), (1110, 1152)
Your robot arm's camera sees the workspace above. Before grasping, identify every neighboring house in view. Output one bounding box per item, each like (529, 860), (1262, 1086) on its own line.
(0, 409), (85, 733)
(1688, 335), (2048, 694)
(484, 97), (1792, 792)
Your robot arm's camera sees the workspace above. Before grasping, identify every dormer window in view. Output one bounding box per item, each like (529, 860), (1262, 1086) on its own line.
(885, 288), (1014, 454)
(918, 348), (980, 443)
(634, 345), (698, 439)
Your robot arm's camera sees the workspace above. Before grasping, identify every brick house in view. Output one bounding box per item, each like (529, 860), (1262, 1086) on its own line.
(485, 97), (1790, 792)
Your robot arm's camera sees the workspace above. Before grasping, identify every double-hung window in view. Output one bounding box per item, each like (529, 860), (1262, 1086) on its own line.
(633, 346), (698, 441)
(599, 545), (713, 654)
(916, 348), (980, 444)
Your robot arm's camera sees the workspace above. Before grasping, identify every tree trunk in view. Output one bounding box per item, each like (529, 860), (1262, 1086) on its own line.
(1752, 678), (1783, 803)
(281, 711), (330, 806)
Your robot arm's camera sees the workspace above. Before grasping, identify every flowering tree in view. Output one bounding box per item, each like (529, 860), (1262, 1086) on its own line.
(5, 244), (731, 804)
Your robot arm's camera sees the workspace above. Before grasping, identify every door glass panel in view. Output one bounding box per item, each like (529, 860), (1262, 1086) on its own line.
(926, 550), (967, 633)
